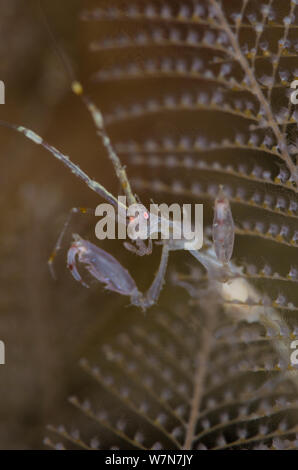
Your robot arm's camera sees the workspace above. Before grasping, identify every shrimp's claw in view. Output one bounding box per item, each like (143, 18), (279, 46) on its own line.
(67, 241), (90, 288)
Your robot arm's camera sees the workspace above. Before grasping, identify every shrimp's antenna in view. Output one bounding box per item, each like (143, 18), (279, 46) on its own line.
(0, 119), (123, 210)
(38, 0), (137, 207)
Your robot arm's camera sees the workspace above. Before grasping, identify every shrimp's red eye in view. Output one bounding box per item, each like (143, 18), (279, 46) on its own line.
(143, 211), (149, 220)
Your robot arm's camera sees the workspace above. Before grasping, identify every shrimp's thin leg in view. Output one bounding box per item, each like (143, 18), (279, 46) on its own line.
(67, 236), (169, 312)
(48, 207), (94, 279)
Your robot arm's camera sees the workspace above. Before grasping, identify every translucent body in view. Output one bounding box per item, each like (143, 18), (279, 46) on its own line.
(67, 234), (169, 311)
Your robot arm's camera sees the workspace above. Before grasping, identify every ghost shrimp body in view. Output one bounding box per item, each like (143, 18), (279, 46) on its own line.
(1, 81), (234, 310)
